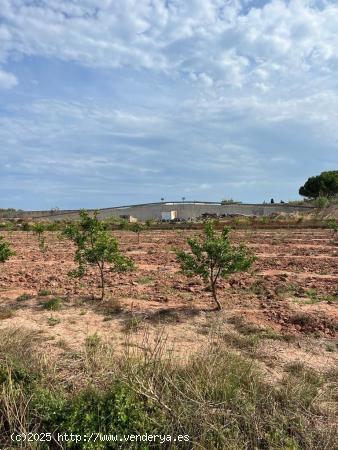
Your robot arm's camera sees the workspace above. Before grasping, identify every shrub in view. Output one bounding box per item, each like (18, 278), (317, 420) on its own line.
(327, 218), (338, 233)
(45, 222), (59, 232)
(16, 293), (33, 301)
(0, 307), (14, 320)
(41, 297), (62, 311)
(38, 289), (52, 297)
(145, 219), (154, 228)
(0, 329), (337, 450)
(47, 316), (60, 326)
(313, 196), (330, 208)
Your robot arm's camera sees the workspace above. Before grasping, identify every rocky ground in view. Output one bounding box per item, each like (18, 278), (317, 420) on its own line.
(0, 228), (337, 380)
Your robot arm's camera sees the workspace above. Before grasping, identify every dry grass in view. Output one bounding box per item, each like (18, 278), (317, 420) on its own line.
(0, 325), (337, 449)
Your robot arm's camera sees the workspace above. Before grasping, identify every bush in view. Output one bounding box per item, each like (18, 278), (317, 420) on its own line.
(313, 196), (330, 208)
(0, 331), (336, 450)
(41, 297), (62, 311)
(54, 384), (162, 449)
(327, 218), (338, 233)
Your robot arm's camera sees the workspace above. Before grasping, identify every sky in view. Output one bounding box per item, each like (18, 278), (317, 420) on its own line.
(0, 0), (338, 210)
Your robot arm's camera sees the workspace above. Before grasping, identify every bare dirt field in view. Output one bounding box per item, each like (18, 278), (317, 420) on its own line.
(0, 228), (337, 380)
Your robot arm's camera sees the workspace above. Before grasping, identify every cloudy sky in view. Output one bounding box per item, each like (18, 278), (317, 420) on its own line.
(1, 0), (338, 210)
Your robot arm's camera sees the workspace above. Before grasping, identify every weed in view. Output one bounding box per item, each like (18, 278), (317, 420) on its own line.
(100, 297), (123, 315)
(289, 313), (316, 328)
(324, 294), (338, 304)
(0, 307), (14, 320)
(221, 331), (260, 349)
(122, 315), (143, 333)
(228, 316), (261, 335)
(55, 339), (69, 350)
(276, 283), (297, 298)
(313, 196), (330, 208)
(304, 292), (338, 305)
(148, 308), (181, 325)
(41, 297), (62, 311)
(305, 288), (318, 303)
(249, 280), (267, 296)
(16, 293), (33, 302)
(0, 329), (337, 450)
(47, 316), (60, 326)
(136, 276), (154, 285)
(325, 343), (336, 353)
(38, 289), (52, 296)
(85, 332), (101, 352)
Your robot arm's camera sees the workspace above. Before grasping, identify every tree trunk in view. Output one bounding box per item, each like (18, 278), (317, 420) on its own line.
(211, 280), (222, 311)
(99, 265), (105, 301)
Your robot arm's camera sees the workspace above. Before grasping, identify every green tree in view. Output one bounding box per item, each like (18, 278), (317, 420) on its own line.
(145, 219), (154, 228)
(0, 235), (14, 264)
(176, 222), (255, 310)
(129, 222), (144, 243)
(22, 222), (31, 232)
(327, 218), (338, 235)
(63, 211), (134, 300)
(118, 219), (129, 230)
(299, 171), (338, 199)
(32, 222), (46, 252)
(221, 198), (241, 205)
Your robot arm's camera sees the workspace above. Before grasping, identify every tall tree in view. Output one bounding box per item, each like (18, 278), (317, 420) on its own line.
(299, 171), (338, 198)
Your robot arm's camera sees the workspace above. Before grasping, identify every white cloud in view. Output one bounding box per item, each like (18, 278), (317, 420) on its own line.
(0, 1), (338, 208)
(0, 68), (17, 89)
(0, 1), (337, 83)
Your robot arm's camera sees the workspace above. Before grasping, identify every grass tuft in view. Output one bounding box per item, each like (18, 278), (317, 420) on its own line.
(41, 297), (62, 311)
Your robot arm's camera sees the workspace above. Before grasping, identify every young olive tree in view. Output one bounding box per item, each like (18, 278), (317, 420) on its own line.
(63, 210), (134, 300)
(327, 218), (338, 245)
(0, 235), (14, 266)
(129, 222), (144, 244)
(32, 222), (46, 253)
(327, 218), (338, 234)
(22, 222), (31, 232)
(176, 222), (255, 311)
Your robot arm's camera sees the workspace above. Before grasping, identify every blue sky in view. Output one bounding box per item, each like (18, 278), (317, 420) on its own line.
(0, 0), (337, 210)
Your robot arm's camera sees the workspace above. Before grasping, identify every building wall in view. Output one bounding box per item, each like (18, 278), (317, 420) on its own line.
(34, 202), (315, 221)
